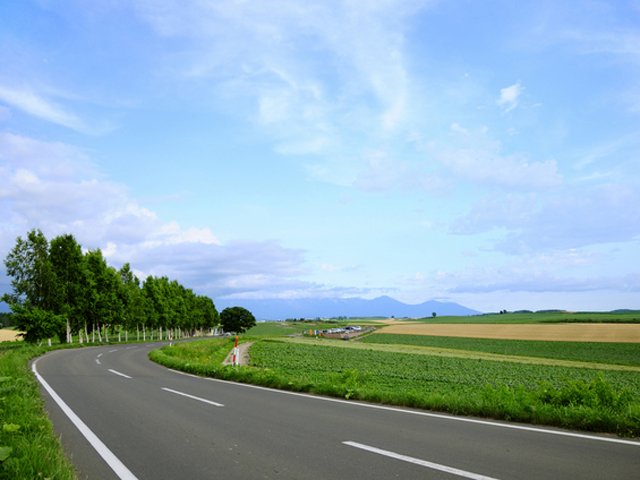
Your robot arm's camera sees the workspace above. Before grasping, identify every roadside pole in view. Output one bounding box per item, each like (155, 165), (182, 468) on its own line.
(232, 335), (239, 366)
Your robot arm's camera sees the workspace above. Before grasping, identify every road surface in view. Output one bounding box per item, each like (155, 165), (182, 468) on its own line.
(33, 341), (640, 479)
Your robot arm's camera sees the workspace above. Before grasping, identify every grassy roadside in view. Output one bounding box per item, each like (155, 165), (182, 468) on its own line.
(0, 343), (77, 480)
(0, 331), (184, 480)
(150, 336), (640, 438)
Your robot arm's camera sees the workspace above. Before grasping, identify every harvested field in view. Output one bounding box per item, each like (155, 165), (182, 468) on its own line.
(376, 323), (640, 343)
(0, 329), (22, 342)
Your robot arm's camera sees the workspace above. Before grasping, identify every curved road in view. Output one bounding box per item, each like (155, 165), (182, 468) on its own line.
(33, 341), (640, 479)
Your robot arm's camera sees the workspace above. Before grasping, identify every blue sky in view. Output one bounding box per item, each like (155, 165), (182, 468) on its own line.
(1, 0), (639, 313)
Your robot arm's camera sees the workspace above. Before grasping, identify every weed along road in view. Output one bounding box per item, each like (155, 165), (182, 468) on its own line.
(33, 343), (640, 480)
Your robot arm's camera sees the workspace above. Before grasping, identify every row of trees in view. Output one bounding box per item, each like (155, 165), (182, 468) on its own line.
(2, 229), (222, 345)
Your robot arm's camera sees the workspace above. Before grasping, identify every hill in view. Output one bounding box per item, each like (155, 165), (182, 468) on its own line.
(213, 295), (481, 321)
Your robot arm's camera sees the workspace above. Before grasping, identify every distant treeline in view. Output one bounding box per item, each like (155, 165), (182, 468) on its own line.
(0, 312), (13, 328)
(2, 229), (219, 344)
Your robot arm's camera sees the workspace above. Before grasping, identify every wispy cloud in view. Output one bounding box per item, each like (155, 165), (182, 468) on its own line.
(0, 84), (101, 134)
(134, 0), (423, 163)
(437, 142), (563, 189)
(496, 81), (523, 113)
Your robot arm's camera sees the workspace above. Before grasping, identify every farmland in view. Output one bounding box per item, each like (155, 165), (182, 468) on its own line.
(152, 320), (640, 437)
(374, 323), (640, 342)
(362, 334), (640, 366)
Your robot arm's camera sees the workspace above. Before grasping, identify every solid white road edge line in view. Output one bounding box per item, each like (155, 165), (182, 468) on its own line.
(343, 441), (500, 480)
(108, 369), (132, 379)
(168, 370), (640, 447)
(161, 387), (224, 407)
(31, 359), (138, 480)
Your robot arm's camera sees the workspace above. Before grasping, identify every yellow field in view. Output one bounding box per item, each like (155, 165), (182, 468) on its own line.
(0, 329), (23, 342)
(376, 323), (640, 343)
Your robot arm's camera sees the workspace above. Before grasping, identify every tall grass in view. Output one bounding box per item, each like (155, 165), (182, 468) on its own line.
(0, 344), (77, 480)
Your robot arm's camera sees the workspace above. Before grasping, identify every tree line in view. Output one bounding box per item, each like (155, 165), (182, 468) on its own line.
(1, 229), (222, 345)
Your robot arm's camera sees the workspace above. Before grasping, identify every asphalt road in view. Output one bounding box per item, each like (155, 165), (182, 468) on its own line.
(33, 341), (640, 480)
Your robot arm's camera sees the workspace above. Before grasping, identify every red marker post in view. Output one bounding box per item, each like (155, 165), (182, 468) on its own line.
(232, 335), (239, 366)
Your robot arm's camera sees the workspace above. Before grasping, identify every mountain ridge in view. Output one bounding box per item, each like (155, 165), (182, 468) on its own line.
(213, 295), (481, 321)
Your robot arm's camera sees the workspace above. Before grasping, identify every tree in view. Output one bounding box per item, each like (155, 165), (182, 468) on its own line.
(119, 263), (146, 341)
(432, 312), (437, 318)
(197, 295), (219, 333)
(11, 304), (64, 344)
(84, 249), (122, 342)
(220, 306), (256, 334)
(1, 229), (60, 344)
(50, 234), (86, 343)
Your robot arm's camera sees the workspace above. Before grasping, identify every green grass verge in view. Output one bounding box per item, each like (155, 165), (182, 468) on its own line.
(361, 334), (640, 367)
(151, 337), (640, 438)
(0, 332), (186, 479)
(0, 343), (77, 480)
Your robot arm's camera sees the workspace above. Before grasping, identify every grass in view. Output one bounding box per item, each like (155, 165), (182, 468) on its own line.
(361, 334), (640, 366)
(151, 335), (640, 437)
(0, 329), (206, 479)
(0, 343), (77, 480)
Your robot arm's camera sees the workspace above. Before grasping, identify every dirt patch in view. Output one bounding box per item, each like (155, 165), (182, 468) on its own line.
(223, 341), (254, 366)
(0, 330), (23, 342)
(376, 323), (640, 343)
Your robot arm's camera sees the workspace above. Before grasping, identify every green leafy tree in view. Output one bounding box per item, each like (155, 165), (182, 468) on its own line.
(220, 306), (256, 334)
(197, 295), (219, 334)
(50, 233), (86, 343)
(84, 249), (122, 342)
(142, 275), (167, 340)
(11, 305), (64, 344)
(119, 263), (146, 341)
(1, 229), (60, 344)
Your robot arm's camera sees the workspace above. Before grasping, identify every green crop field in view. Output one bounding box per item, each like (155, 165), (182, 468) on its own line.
(152, 332), (640, 437)
(361, 334), (640, 366)
(249, 339), (640, 393)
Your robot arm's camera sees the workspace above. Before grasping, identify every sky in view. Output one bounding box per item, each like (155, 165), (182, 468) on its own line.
(1, 0), (639, 313)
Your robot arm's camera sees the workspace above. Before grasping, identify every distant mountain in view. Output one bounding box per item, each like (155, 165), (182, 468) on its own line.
(213, 295), (481, 321)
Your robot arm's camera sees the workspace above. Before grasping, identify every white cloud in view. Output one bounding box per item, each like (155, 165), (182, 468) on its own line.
(450, 122), (469, 135)
(0, 133), (309, 299)
(496, 81), (523, 112)
(133, 0), (421, 163)
(451, 184), (640, 253)
(0, 84), (95, 134)
(352, 150), (449, 194)
(438, 142), (563, 189)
